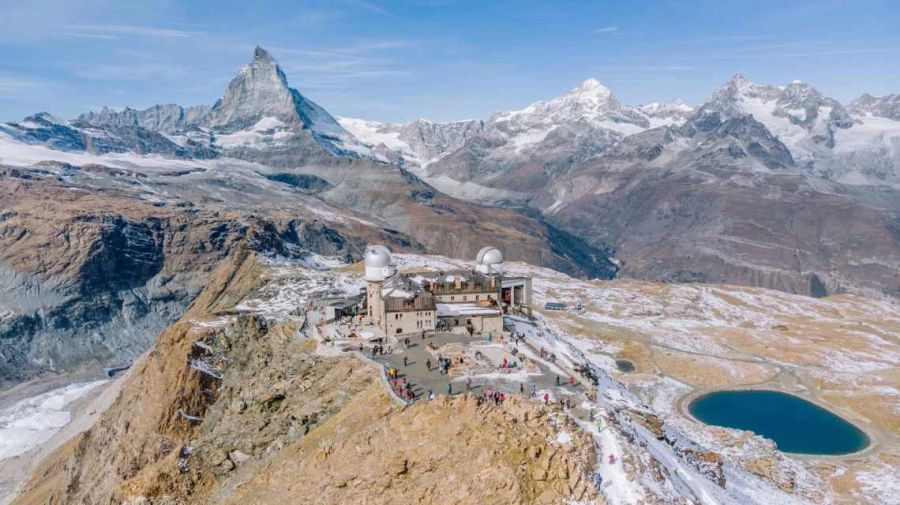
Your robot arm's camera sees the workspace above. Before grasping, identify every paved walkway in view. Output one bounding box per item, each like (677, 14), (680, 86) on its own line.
(364, 330), (583, 402)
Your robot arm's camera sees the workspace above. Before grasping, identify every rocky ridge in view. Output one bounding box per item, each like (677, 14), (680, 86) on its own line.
(11, 253), (599, 505)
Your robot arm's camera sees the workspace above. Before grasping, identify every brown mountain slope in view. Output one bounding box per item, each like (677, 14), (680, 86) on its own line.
(12, 251), (597, 505)
(0, 167), (408, 385)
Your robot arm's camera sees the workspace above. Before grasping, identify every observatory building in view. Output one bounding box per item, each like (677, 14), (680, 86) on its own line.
(363, 246), (532, 336)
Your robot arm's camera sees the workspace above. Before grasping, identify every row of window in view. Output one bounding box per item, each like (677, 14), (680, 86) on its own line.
(447, 294), (495, 302)
(393, 311), (435, 319)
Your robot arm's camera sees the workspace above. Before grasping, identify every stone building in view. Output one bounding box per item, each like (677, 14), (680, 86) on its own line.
(364, 245), (531, 336)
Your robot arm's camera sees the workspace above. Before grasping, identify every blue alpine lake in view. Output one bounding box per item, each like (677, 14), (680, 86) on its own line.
(688, 390), (869, 455)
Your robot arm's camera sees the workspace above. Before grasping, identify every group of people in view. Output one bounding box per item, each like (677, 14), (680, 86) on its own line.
(386, 367), (416, 401)
(554, 374), (577, 387)
(426, 354), (453, 375)
(538, 346), (557, 363)
(476, 387), (507, 406)
(389, 374), (415, 401)
(370, 343), (391, 357)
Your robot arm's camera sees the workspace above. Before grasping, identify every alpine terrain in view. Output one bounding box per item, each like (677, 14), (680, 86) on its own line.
(0, 43), (898, 505)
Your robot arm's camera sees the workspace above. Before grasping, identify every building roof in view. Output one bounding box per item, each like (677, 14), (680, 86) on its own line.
(435, 302), (501, 317)
(384, 293), (436, 312)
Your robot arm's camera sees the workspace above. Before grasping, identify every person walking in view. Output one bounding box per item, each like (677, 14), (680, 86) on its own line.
(426, 359), (431, 371)
(555, 375), (560, 386)
(403, 356), (408, 367)
(519, 382), (524, 395)
(447, 382), (453, 395)
(466, 377), (472, 391)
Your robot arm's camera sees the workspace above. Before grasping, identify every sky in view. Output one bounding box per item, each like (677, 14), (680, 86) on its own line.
(1, 0), (898, 123)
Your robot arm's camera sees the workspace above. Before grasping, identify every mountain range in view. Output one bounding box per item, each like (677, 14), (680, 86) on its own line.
(1, 45), (899, 382)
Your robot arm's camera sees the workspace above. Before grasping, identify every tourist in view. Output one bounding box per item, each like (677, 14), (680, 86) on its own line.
(447, 383), (453, 395)
(403, 356), (408, 367)
(519, 383), (524, 395)
(555, 375), (560, 386)
(428, 390), (435, 401)
(543, 393), (550, 404)
(466, 377), (472, 391)
(426, 359), (431, 371)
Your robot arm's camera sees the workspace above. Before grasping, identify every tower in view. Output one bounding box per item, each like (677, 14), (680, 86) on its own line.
(364, 245), (395, 328)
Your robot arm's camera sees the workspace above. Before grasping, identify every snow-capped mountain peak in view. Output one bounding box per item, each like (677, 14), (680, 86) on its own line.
(565, 78), (617, 107)
(636, 98), (694, 125)
(708, 73), (779, 109)
(203, 46), (373, 157)
(497, 78), (622, 124)
(205, 45), (308, 131)
(849, 92), (900, 120)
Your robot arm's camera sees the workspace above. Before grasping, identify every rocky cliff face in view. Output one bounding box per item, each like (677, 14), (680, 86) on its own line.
(203, 46), (370, 158)
(0, 167), (412, 386)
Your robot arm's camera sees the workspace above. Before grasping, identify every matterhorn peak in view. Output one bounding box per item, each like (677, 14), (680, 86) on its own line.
(253, 45), (274, 62)
(205, 46), (305, 131)
(201, 46), (364, 155)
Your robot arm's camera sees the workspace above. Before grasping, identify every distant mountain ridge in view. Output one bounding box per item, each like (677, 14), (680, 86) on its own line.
(1, 47), (899, 300)
(0, 46), (620, 383)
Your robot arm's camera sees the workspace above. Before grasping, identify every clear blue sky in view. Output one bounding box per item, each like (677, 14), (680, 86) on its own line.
(1, 0), (898, 123)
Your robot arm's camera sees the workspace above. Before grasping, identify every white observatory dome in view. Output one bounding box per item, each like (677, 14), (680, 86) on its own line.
(365, 246), (392, 268)
(475, 246), (504, 274)
(364, 245), (395, 281)
(481, 247), (503, 265)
